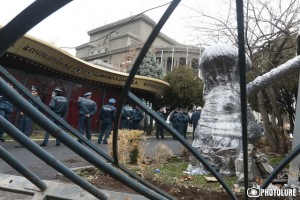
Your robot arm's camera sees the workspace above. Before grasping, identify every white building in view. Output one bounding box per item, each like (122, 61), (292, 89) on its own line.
(75, 14), (202, 74)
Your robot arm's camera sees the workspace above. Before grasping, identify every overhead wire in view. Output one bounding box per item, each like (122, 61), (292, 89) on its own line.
(60, 2), (172, 50)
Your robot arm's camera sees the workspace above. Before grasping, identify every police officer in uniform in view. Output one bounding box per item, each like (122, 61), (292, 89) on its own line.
(40, 88), (68, 146)
(97, 98), (116, 144)
(18, 86), (41, 137)
(78, 92), (97, 142)
(156, 107), (166, 139)
(15, 85), (41, 148)
(169, 107), (183, 139)
(0, 82), (14, 142)
(131, 105), (144, 130)
(181, 108), (190, 139)
(189, 107), (202, 139)
(121, 102), (134, 129)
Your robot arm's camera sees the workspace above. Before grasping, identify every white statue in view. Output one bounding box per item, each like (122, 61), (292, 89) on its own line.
(187, 44), (262, 179)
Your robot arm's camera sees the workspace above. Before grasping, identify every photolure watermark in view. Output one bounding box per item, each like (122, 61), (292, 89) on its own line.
(247, 186), (297, 198)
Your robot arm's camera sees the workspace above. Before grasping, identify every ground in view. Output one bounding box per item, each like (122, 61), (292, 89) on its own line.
(75, 137), (299, 200)
(88, 173), (299, 200)
(89, 173), (239, 200)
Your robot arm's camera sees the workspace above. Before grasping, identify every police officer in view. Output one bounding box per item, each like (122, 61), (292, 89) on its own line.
(189, 107), (202, 139)
(169, 107), (183, 139)
(97, 98), (116, 144)
(15, 86), (41, 148)
(131, 105), (144, 130)
(181, 108), (190, 139)
(78, 92), (97, 142)
(121, 102), (134, 129)
(156, 107), (166, 139)
(0, 82), (14, 142)
(18, 86), (41, 137)
(40, 88), (68, 146)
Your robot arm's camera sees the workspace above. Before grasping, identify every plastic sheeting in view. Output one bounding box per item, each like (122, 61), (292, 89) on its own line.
(187, 44), (262, 177)
(247, 55), (300, 96)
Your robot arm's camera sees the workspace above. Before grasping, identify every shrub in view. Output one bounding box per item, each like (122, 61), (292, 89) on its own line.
(150, 143), (173, 164)
(108, 129), (146, 165)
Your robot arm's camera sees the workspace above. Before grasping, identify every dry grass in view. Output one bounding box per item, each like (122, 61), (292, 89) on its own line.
(150, 143), (173, 164)
(107, 129), (146, 165)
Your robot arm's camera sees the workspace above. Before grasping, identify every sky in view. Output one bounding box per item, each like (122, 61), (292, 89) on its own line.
(0, 0), (223, 55)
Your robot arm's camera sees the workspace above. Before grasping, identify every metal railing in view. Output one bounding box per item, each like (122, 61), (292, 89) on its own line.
(0, 0), (299, 200)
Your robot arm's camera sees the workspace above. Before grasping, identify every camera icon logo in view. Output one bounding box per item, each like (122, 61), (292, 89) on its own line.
(247, 187), (260, 197)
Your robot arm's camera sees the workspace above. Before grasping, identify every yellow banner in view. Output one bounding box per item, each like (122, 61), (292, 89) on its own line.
(7, 34), (170, 96)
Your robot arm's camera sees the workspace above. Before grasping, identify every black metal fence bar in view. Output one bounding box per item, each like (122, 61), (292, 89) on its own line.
(261, 142), (300, 189)
(0, 65), (174, 200)
(0, 145), (47, 191)
(0, 115), (108, 199)
(113, 0), (181, 165)
(0, 0), (72, 57)
(0, 78), (168, 200)
(0, 0), (173, 195)
(0, 65), (110, 157)
(235, 0), (249, 198)
(127, 91), (238, 200)
(1, 0), (296, 199)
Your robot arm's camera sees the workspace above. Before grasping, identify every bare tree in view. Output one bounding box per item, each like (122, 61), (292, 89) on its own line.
(188, 0), (300, 152)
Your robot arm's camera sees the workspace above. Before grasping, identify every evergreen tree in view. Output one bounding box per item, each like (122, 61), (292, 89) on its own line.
(136, 50), (163, 79)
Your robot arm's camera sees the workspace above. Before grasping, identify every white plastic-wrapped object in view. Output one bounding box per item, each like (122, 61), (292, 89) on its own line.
(187, 44), (262, 176)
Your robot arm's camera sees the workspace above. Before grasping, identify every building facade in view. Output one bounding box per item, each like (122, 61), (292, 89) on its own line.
(75, 14), (202, 74)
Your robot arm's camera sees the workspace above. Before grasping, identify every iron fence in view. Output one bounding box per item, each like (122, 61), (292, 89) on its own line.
(0, 0), (299, 199)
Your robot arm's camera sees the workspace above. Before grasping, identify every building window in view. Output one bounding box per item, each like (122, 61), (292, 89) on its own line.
(192, 58), (199, 69)
(179, 57), (186, 66)
(167, 57), (172, 72)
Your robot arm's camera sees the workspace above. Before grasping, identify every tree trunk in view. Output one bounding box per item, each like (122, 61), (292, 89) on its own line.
(265, 87), (286, 154)
(288, 110), (295, 133)
(265, 87), (283, 126)
(277, 126), (288, 155)
(257, 91), (279, 152)
(267, 87), (287, 155)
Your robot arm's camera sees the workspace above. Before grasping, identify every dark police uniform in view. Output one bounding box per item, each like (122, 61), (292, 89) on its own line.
(181, 111), (190, 139)
(97, 98), (116, 144)
(189, 109), (201, 139)
(121, 104), (134, 129)
(41, 88), (68, 146)
(169, 109), (183, 138)
(0, 95), (13, 142)
(131, 106), (144, 130)
(78, 92), (97, 141)
(18, 86), (41, 137)
(156, 109), (166, 139)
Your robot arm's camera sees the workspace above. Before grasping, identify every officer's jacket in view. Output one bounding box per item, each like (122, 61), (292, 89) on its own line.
(132, 108), (144, 122)
(49, 95), (68, 117)
(29, 96), (42, 109)
(121, 105), (134, 120)
(156, 111), (166, 120)
(0, 96), (13, 114)
(78, 97), (97, 116)
(181, 112), (190, 124)
(190, 111), (201, 127)
(169, 111), (182, 126)
(100, 104), (116, 122)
